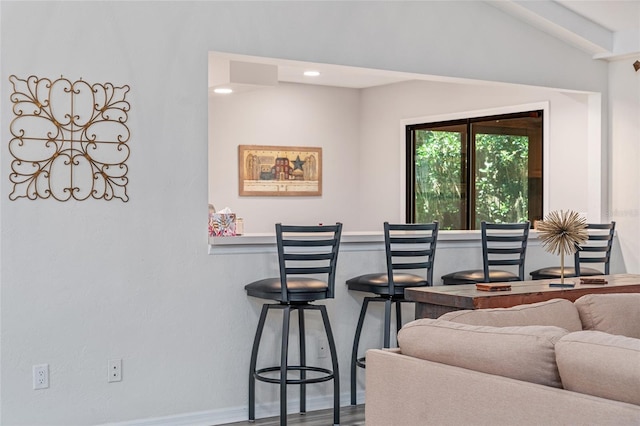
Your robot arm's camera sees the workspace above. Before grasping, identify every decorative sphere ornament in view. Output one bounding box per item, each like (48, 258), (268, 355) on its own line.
(536, 210), (588, 284)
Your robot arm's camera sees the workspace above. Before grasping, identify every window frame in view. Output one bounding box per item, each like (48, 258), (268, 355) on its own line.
(400, 101), (550, 232)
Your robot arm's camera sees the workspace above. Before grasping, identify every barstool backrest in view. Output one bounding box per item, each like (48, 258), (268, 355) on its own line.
(384, 222), (439, 294)
(481, 221), (530, 282)
(276, 223), (343, 302)
(575, 222), (616, 275)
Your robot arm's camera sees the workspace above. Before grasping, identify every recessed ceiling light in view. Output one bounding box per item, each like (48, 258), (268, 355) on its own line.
(214, 87), (233, 94)
(303, 71), (320, 77)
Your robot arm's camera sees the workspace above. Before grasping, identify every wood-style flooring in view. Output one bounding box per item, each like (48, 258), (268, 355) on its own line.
(220, 404), (365, 425)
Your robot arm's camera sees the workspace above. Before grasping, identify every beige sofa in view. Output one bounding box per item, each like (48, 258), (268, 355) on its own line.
(365, 294), (640, 426)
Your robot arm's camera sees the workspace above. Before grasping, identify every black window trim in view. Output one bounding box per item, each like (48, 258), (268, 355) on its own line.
(405, 110), (543, 229)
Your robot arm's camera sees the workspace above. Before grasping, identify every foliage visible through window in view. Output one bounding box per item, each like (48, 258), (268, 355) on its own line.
(407, 111), (542, 230)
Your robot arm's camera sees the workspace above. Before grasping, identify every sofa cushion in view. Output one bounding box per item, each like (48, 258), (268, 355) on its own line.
(556, 330), (640, 406)
(398, 319), (567, 387)
(439, 298), (582, 332)
(574, 293), (640, 339)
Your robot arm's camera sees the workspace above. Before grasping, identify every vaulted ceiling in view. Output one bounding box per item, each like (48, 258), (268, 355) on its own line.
(490, 0), (640, 59)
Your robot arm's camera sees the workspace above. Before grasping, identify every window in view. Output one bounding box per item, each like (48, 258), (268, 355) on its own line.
(406, 110), (543, 230)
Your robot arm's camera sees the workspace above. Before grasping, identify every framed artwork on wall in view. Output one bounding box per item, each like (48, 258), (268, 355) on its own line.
(238, 145), (322, 196)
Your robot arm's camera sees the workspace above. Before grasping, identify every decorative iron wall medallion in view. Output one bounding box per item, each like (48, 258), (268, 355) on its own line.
(8, 75), (131, 201)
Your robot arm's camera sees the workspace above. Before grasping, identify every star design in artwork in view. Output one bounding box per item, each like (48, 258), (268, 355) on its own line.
(292, 155), (305, 171)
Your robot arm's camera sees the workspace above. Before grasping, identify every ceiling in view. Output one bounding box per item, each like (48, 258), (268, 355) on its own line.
(209, 1), (640, 93)
(208, 52), (425, 91)
(557, 0), (639, 32)
(490, 0), (640, 58)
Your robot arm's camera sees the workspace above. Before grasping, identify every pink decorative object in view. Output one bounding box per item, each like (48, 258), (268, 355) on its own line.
(209, 213), (237, 237)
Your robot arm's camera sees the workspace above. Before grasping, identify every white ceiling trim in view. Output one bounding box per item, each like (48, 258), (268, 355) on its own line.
(487, 0), (639, 60)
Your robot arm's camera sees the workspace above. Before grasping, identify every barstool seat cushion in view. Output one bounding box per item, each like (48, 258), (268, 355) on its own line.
(346, 273), (427, 295)
(442, 269), (520, 285)
(245, 277), (329, 302)
(530, 267), (603, 280)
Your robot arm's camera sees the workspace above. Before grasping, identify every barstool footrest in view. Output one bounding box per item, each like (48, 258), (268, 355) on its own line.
(355, 356), (366, 369)
(255, 365), (335, 385)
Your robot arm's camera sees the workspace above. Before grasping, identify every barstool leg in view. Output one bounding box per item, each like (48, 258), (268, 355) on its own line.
(249, 304), (270, 421)
(280, 306), (291, 425)
(395, 300), (403, 335)
(319, 305), (340, 426)
(298, 307), (306, 414)
(383, 298), (392, 348)
(351, 297), (370, 405)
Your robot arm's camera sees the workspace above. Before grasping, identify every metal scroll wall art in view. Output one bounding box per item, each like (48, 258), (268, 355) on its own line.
(8, 75), (131, 201)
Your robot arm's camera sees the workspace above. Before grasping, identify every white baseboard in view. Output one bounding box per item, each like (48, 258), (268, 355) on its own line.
(100, 391), (365, 426)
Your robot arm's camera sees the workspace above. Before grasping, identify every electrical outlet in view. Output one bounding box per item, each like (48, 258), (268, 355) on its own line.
(108, 359), (122, 382)
(318, 340), (328, 359)
(33, 364), (49, 390)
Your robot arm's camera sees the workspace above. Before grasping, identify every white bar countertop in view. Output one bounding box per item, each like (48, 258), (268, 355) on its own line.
(209, 230), (544, 253)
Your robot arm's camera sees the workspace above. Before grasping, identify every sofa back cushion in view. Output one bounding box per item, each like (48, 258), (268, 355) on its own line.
(556, 330), (640, 405)
(574, 293), (640, 338)
(438, 298), (582, 332)
(398, 319), (567, 387)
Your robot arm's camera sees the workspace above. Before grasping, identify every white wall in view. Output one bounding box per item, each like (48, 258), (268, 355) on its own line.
(0, 1), (618, 425)
(209, 83), (361, 233)
(609, 57), (640, 273)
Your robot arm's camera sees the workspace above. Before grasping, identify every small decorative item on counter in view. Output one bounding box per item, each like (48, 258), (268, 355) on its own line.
(476, 283), (511, 292)
(579, 277), (608, 285)
(537, 210), (588, 286)
(208, 206), (237, 237)
(236, 218), (244, 235)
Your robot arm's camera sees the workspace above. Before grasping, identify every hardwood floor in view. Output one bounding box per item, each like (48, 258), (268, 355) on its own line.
(220, 404), (365, 425)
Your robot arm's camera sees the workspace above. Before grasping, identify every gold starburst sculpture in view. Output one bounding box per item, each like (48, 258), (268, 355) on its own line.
(537, 210), (588, 283)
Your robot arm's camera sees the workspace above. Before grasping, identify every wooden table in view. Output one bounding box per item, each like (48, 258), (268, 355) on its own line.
(405, 273), (640, 319)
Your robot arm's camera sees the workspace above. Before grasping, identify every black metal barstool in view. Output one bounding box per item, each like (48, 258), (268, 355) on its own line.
(441, 221), (530, 285)
(245, 223), (342, 426)
(346, 222), (439, 405)
(530, 221), (616, 279)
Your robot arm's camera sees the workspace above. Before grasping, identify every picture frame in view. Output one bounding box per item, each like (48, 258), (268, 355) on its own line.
(238, 145), (322, 196)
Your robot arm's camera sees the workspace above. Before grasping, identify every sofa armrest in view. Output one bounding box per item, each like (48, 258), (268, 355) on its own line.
(365, 349), (640, 426)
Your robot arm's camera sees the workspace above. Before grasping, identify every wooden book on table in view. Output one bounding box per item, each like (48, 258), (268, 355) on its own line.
(476, 283), (512, 292)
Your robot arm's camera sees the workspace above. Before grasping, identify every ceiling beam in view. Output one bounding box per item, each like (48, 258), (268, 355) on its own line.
(487, 0), (614, 57)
